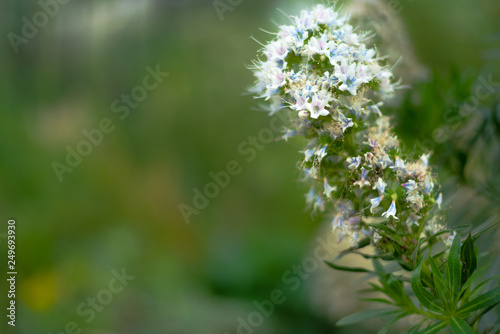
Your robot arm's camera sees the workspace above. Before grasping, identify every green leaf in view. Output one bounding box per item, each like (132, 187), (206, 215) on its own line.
(445, 232), (462, 301)
(457, 285), (500, 316)
(457, 264), (490, 300)
(414, 320), (448, 334)
(469, 275), (500, 299)
(411, 258), (445, 312)
(411, 237), (426, 264)
(460, 233), (477, 286)
(377, 311), (409, 334)
(429, 256), (452, 310)
(359, 298), (394, 305)
(405, 320), (425, 334)
(324, 261), (372, 273)
(336, 308), (400, 326)
(449, 316), (474, 334)
(471, 217), (500, 240)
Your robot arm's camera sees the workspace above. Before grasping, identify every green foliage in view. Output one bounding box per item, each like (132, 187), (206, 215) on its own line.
(331, 222), (500, 333)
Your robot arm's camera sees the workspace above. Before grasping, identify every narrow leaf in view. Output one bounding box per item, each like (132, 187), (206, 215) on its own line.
(377, 311), (409, 334)
(336, 308), (400, 326)
(414, 320), (448, 334)
(460, 233), (477, 285)
(445, 232), (462, 301)
(324, 261), (372, 273)
(457, 264), (490, 301)
(359, 298), (394, 305)
(449, 316), (474, 334)
(458, 286), (500, 316)
(429, 256), (452, 309)
(411, 258), (445, 312)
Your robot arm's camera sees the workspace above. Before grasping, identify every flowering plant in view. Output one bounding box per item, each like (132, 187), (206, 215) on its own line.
(250, 4), (500, 333)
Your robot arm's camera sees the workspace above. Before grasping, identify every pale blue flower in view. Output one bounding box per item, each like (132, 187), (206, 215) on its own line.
(423, 176), (434, 195)
(332, 212), (344, 229)
(370, 196), (383, 213)
(282, 129), (297, 142)
(354, 167), (370, 188)
(346, 156), (361, 170)
(303, 148), (315, 162)
(381, 200), (398, 220)
(420, 154), (430, 168)
(305, 94), (331, 119)
(401, 180), (418, 192)
(338, 111), (354, 132)
(389, 156), (406, 173)
(314, 195), (325, 213)
(315, 144), (328, 161)
(405, 214), (421, 228)
(373, 178), (386, 195)
(305, 188), (315, 206)
(436, 193), (443, 209)
(323, 178), (336, 199)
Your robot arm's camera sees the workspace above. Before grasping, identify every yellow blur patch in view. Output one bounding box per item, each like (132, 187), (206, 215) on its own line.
(20, 271), (58, 311)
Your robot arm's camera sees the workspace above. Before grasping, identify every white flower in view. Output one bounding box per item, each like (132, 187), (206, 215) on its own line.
(377, 70), (394, 95)
(314, 195), (325, 213)
(305, 188), (315, 206)
(298, 110), (310, 119)
(367, 102), (383, 117)
(322, 71), (339, 87)
(313, 4), (344, 27)
(354, 167), (370, 188)
(280, 26), (309, 48)
(282, 129), (297, 141)
(323, 177), (336, 199)
(346, 156), (361, 170)
(406, 192), (424, 210)
(370, 196), (383, 213)
(337, 111), (354, 132)
(334, 24), (358, 44)
(326, 41), (348, 65)
(436, 193), (443, 209)
(374, 154), (393, 169)
(405, 214), (421, 228)
(303, 148), (315, 162)
(423, 175), (434, 195)
(294, 10), (318, 31)
(335, 60), (369, 95)
(373, 232), (382, 243)
(305, 93), (331, 119)
(308, 34), (330, 56)
(353, 44), (375, 62)
(373, 178), (386, 195)
(420, 154), (430, 168)
(332, 212), (344, 230)
(264, 40), (289, 62)
(315, 144), (328, 161)
(381, 200), (398, 220)
(390, 156), (406, 173)
(401, 180), (418, 192)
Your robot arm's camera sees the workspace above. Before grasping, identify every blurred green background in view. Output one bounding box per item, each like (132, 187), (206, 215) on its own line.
(0, 0), (499, 333)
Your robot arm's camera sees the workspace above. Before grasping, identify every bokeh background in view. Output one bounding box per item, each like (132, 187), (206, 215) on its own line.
(0, 0), (499, 333)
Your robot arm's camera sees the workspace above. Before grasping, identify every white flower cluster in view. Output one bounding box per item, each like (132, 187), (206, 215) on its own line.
(250, 4), (449, 258)
(250, 4), (395, 119)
